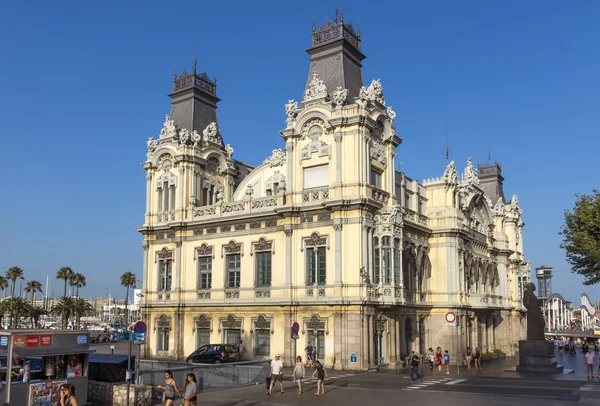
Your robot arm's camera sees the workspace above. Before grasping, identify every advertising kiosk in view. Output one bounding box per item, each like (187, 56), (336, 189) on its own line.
(0, 330), (95, 405)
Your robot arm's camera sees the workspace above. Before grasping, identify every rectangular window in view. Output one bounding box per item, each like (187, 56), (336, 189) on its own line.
(255, 329), (271, 357)
(159, 260), (172, 291)
(163, 182), (169, 211)
(370, 169), (382, 188)
(198, 256), (212, 289)
(169, 186), (176, 210)
(227, 254), (241, 288)
(394, 239), (400, 282)
(272, 182), (279, 195)
(373, 244), (381, 285)
(418, 200), (423, 214)
(158, 189), (164, 212)
(303, 165), (329, 189)
(157, 327), (170, 351)
(306, 246), (327, 285)
(382, 237), (391, 284)
(405, 193), (410, 209)
(197, 328), (210, 349)
(256, 252), (272, 287)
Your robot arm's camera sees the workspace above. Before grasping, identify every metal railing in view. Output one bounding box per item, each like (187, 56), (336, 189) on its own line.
(137, 360), (270, 400)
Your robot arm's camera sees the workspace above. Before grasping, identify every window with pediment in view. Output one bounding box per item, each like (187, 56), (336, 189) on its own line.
(253, 238), (273, 287)
(253, 315), (272, 357)
(305, 233), (327, 285)
(194, 315), (212, 348)
(156, 158), (177, 215)
(155, 315), (171, 352)
(196, 244), (213, 289)
(156, 248), (173, 291)
(223, 241), (242, 288)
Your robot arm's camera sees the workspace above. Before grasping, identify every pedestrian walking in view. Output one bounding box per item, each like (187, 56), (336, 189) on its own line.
(435, 347), (443, 375)
(183, 373), (197, 406)
(311, 360), (327, 395)
(585, 348), (595, 380)
(268, 354), (284, 395)
(305, 342), (315, 367)
(426, 348), (435, 371)
(474, 347), (482, 370)
(236, 340), (245, 359)
(409, 351), (423, 382)
(293, 356), (306, 394)
(444, 350), (450, 375)
(465, 346), (472, 370)
(156, 370), (181, 406)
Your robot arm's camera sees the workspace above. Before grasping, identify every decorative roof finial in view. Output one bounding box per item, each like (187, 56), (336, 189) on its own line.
(312, 14), (316, 31)
(335, 6), (339, 23)
(173, 65), (177, 80)
(340, 4), (344, 22)
(192, 40), (198, 74)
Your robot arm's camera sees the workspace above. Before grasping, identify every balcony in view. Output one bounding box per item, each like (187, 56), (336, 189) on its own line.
(302, 187), (329, 203)
(370, 187), (389, 205)
(192, 196), (281, 220)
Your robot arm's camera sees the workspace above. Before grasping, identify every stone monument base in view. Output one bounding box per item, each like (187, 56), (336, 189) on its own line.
(516, 340), (563, 373)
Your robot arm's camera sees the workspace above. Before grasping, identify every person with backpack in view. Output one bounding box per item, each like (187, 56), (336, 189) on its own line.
(409, 351), (423, 382)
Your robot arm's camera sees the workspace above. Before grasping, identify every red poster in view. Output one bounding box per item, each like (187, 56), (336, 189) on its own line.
(13, 335), (26, 348)
(27, 335), (39, 347)
(40, 335), (52, 347)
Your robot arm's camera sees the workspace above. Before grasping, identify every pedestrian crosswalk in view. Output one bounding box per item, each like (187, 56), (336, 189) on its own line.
(298, 373), (356, 385)
(404, 377), (466, 390)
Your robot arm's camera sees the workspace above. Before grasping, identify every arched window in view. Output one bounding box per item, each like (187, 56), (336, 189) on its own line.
(382, 237), (392, 284)
(373, 237), (380, 284)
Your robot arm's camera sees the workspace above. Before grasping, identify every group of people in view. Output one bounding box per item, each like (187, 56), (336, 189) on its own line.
(408, 346), (484, 382)
(266, 343), (328, 396)
(156, 370), (198, 406)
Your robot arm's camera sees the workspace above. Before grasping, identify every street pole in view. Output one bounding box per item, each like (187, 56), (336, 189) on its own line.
(5, 336), (13, 405)
(135, 343), (141, 385)
(126, 330), (132, 406)
(456, 316), (460, 376)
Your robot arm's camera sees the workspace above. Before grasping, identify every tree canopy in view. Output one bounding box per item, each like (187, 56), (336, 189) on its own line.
(560, 189), (600, 285)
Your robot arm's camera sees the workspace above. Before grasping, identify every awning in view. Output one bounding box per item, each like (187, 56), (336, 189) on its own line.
(0, 347), (96, 357)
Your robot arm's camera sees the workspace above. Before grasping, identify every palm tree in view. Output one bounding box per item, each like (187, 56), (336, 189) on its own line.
(73, 298), (94, 330)
(25, 305), (46, 329)
(1, 297), (29, 328)
(120, 272), (137, 325)
(24, 280), (43, 304)
(56, 267), (73, 297)
(69, 273), (86, 298)
(51, 296), (75, 329)
(0, 276), (8, 298)
(6, 266), (24, 297)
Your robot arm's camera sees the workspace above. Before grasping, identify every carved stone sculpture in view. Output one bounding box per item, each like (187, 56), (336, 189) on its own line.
(263, 148), (286, 167)
(359, 79), (385, 105)
(285, 100), (298, 117)
(179, 128), (191, 145)
(159, 115), (177, 139)
(191, 130), (202, 146)
(304, 73), (328, 101)
(203, 122), (221, 144)
(386, 106), (396, 121)
(147, 137), (158, 152)
(225, 144), (234, 158)
(462, 157), (479, 184)
(443, 161), (459, 188)
(332, 87), (348, 107)
(494, 199), (505, 216)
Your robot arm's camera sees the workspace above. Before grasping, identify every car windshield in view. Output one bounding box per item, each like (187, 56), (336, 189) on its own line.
(225, 345), (238, 353)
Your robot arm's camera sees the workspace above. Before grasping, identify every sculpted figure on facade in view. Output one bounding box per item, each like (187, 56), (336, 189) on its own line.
(493, 198), (505, 216)
(523, 282), (545, 340)
(332, 86), (348, 107)
(147, 137), (158, 153)
(304, 73), (328, 101)
(359, 79), (385, 105)
(462, 157), (479, 184)
(370, 142), (387, 166)
(203, 122), (222, 144)
(510, 195), (522, 216)
(225, 144), (234, 158)
(179, 128), (191, 145)
(159, 115), (177, 139)
(285, 99), (299, 118)
(263, 148), (286, 167)
(191, 130), (202, 146)
(386, 106), (396, 122)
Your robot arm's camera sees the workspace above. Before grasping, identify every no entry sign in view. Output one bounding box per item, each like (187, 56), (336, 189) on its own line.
(445, 312), (456, 323)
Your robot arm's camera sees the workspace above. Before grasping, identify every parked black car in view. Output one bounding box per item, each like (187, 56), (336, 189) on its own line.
(186, 344), (240, 364)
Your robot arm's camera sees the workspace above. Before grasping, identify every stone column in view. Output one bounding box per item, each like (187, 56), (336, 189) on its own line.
(285, 142), (294, 195)
(362, 312), (369, 369)
(142, 243), (150, 295)
(389, 149), (396, 196)
(333, 220), (342, 286)
(174, 239), (182, 292)
(284, 227), (293, 287)
(334, 133), (342, 188)
(363, 133), (370, 185)
(367, 314), (373, 367)
(145, 172), (153, 216)
(177, 166), (185, 211)
(395, 318), (400, 363)
(334, 312), (342, 369)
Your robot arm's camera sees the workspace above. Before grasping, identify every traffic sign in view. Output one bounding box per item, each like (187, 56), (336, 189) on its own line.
(133, 321), (147, 334)
(292, 322), (300, 335)
(350, 353), (357, 363)
(445, 312), (456, 323)
(132, 333), (145, 345)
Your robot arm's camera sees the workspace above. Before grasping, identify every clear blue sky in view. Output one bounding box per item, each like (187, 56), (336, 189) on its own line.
(1, 1), (598, 304)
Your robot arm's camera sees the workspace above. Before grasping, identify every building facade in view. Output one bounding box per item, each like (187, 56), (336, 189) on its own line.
(138, 15), (530, 368)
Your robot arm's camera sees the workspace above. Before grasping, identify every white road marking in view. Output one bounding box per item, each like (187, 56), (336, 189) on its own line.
(445, 379), (467, 385)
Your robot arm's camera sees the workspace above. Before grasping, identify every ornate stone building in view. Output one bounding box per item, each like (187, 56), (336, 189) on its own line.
(138, 14), (530, 368)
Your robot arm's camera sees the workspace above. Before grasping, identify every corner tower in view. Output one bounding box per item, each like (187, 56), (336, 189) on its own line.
(169, 62), (221, 138)
(303, 13), (365, 105)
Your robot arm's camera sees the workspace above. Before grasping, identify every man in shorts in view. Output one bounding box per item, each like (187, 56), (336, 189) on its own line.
(268, 354), (284, 394)
(585, 348), (595, 380)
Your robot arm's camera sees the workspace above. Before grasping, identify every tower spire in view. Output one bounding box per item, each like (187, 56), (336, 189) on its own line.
(443, 114), (452, 161)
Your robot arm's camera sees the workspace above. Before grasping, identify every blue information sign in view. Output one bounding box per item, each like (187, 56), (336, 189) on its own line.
(350, 353), (357, 363)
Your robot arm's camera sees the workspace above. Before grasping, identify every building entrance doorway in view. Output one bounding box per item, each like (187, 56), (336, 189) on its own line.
(405, 318), (413, 355)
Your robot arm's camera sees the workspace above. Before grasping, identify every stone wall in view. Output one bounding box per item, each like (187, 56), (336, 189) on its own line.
(88, 380), (152, 406)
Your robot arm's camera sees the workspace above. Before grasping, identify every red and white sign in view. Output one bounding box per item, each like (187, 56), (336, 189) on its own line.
(40, 335), (52, 347)
(445, 312), (456, 323)
(13, 335), (26, 349)
(26, 335), (39, 347)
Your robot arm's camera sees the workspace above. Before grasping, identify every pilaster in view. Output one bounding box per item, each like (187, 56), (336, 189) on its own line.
(333, 220), (342, 286)
(284, 226), (293, 287)
(334, 133), (342, 188)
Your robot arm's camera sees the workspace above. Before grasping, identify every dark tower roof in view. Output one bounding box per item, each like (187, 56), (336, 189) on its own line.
(168, 62), (220, 135)
(478, 162), (506, 205)
(303, 13), (365, 104)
